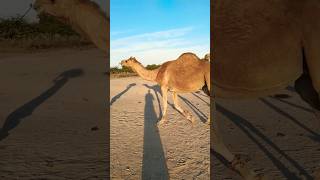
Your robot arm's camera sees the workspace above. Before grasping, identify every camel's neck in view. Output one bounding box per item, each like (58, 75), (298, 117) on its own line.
(68, 2), (108, 52)
(130, 63), (159, 82)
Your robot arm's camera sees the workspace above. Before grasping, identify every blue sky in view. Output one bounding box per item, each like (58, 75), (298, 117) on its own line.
(111, 0), (209, 67)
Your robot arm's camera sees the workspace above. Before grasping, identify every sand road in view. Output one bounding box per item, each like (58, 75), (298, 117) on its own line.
(110, 77), (210, 179)
(110, 76), (320, 180)
(213, 88), (320, 179)
(0, 48), (108, 179)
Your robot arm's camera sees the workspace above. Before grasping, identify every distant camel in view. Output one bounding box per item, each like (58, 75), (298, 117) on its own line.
(33, 0), (108, 52)
(121, 53), (210, 126)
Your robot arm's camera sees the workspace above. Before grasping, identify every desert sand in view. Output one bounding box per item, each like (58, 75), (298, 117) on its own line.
(1, 48), (319, 179)
(0, 48), (108, 179)
(110, 77), (210, 179)
(213, 88), (320, 179)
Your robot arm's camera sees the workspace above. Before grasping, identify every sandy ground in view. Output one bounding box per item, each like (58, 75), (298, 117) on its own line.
(110, 77), (210, 179)
(212, 87), (320, 179)
(2, 48), (319, 180)
(0, 48), (108, 179)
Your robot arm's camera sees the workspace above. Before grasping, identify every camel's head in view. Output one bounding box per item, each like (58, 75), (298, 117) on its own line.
(120, 57), (139, 67)
(33, 0), (76, 18)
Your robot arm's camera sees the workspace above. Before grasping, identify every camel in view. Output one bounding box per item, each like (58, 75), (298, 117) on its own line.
(33, 0), (108, 53)
(120, 53), (210, 126)
(212, 0), (320, 179)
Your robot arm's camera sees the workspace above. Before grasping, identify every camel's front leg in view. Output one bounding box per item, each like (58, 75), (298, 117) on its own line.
(157, 87), (168, 126)
(211, 101), (266, 180)
(172, 92), (195, 124)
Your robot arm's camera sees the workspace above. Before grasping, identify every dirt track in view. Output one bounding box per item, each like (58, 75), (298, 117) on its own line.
(0, 48), (108, 179)
(110, 77), (210, 179)
(212, 87), (320, 179)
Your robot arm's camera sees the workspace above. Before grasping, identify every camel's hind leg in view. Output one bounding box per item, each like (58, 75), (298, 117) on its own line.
(158, 86), (168, 126)
(172, 92), (195, 124)
(212, 102), (266, 179)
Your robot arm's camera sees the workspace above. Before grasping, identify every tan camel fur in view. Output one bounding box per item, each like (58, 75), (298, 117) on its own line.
(121, 53), (210, 126)
(212, 0), (320, 179)
(33, 0), (108, 53)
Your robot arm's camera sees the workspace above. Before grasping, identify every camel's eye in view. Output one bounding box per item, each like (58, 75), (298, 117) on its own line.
(50, 0), (56, 4)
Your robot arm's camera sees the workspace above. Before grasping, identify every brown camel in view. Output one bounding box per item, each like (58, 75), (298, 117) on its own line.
(33, 0), (108, 53)
(212, 0), (320, 179)
(120, 53), (210, 126)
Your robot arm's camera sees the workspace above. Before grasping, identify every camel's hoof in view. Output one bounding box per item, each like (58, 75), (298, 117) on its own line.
(184, 110), (195, 124)
(157, 119), (167, 127)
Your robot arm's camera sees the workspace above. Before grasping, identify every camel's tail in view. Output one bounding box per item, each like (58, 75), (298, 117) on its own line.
(202, 82), (210, 96)
(295, 48), (320, 111)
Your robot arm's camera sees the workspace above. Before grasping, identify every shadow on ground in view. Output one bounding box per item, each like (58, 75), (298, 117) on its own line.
(142, 90), (169, 179)
(212, 103), (313, 179)
(110, 83), (136, 106)
(0, 69), (84, 141)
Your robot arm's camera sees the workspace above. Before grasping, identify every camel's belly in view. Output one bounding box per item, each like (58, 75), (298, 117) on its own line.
(168, 77), (205, 93)
(213, 59), (302, 97)
(213, 0), (305, 97)
(213, 37), (303, 97)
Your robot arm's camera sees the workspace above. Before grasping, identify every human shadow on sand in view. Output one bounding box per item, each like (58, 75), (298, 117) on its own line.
(142, 90), (169, 179)
(260, 98), (320, 143)
(214, 104), (312, 179)
(143, 84), (163, 118)
(110, 83), (136, 106)
(0, 69), (84, 141)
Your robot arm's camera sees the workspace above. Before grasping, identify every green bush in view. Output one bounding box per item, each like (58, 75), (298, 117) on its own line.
(0, 13), (90, 49)
(110, 66), (134, 74)
(111, 64), (160, 74)
(146, 64), (160, 70)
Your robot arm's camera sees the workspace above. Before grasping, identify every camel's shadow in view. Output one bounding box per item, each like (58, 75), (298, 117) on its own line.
(0, 69), (84, 141)
(110, 83), (136, 106)
(212, 85), (319, 179)
(214, 103), (313, 179)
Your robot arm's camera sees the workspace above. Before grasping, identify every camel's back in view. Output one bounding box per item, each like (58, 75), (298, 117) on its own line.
(156, 54), (209, 91)
(213, 0), (305, 95)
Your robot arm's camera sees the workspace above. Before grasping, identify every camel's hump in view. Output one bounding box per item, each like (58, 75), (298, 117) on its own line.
(176, 52), (200, 62)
